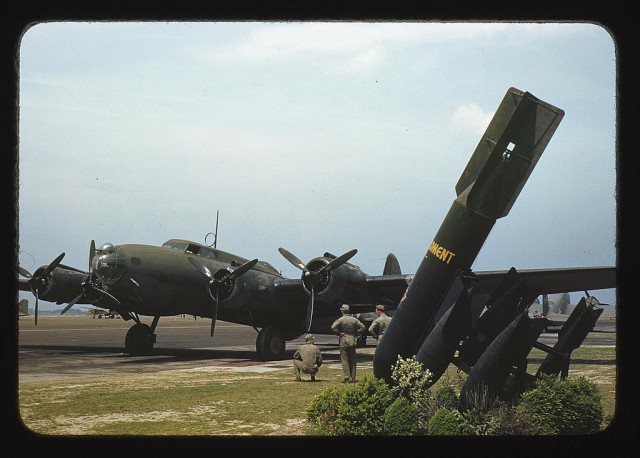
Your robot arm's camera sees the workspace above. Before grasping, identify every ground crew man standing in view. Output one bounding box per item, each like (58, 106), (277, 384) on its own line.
(368, 305), (392, 343)
(331, 304), (365, 383)
(293, 334), (322, 382)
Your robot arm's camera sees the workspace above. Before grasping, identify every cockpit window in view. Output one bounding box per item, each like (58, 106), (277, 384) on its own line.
(198, 247), (218, 259)
(162, 241), (188, 251)
(185, 243), (201, 255)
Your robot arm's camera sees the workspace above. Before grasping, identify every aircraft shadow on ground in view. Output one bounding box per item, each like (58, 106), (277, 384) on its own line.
(19, 344), (375, 364)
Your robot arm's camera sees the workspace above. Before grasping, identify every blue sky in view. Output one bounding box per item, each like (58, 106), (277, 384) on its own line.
(17, 21), (617, 309)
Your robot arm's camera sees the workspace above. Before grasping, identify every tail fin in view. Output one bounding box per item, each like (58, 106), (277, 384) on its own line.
(455, 88), (564, 219)
(18, 299), (29, 316)
(383, 253), (401, 275)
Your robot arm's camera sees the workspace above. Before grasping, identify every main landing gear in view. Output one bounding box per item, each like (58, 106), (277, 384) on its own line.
(125, 315), (159, 355)
(256, 326), (286, 361)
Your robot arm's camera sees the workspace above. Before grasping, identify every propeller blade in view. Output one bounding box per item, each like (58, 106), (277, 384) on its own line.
(188, 257), (214, 281)
(211, 289), (219, 336)
(18, 266), (32, 279)
(58, 263), (88, 274)
(197, 257), (260, 338)
(322, 248), (357, 273)
(61, 294), (82, 315)
(42, 252), (66, 278)
(89, 240), (96, 273)
(18, 278), (31, 292)
(34, 291), (39, 326)
(305, 286), (315, 332)
(222, 258), (258, 282)
(278, 248), (308, 272)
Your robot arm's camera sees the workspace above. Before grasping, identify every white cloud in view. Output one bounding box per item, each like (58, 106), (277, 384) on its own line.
(327, 46), (387, 74)
(450, 103), (494, 136)
(198, 22), (512, 66)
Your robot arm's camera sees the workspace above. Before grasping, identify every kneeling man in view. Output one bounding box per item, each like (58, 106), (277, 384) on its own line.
(293, 334), (322, 382)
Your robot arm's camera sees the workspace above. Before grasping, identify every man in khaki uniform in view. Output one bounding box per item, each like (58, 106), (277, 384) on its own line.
(368, 305), (392, 343)
(331, 304), (365, 383)
(293, 334), (322, 382)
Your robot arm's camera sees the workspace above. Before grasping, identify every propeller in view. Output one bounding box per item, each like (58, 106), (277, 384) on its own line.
(188, 256), (259, 336)
(63, 240), (122, 315)
(18, 252), (66, 326)
(278, 247), (357, 332)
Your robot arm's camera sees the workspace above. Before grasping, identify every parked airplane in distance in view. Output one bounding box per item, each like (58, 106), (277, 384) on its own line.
(17, 298), (29, 317)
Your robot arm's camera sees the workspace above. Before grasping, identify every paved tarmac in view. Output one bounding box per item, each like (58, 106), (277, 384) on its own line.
(17, 315), (615, 383)
(17, 316), (375, 382)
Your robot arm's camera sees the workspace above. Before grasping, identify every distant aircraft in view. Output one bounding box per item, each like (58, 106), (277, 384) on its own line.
(18, 87), (615, 393)
(17, 298), (29, 317)
(529, 293), (614, 332)
(82, 306), (120, 319)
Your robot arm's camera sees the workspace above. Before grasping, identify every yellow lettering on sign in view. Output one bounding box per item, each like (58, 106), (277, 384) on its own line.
(426, 240), (457, 265)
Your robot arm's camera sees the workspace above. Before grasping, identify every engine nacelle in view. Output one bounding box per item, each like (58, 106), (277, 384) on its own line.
(208, 268), (260, 308)
(301, 257), (368, 304)
(31, 267), (87, 304)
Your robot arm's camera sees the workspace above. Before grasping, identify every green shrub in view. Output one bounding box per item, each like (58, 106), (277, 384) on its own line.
(333, 375), (396, 435)
(390, 355), (437, 429)
(383, 396), (421, 435)
(306, 386), (343, 435)
(434, 385), (458, 410)
(390, 355), (433, 403)
(307, 357), (605, 436)
(518, 374), (604, 434)
(428, 408), (464, 435)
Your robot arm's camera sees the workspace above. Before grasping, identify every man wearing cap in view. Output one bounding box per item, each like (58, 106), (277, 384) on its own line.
(331, 304), (365, 383)
(368, 305), (392, 343)
(293, 334), (323, 382)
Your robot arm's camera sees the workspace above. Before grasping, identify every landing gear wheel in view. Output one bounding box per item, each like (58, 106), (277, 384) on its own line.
(125, 323), (156, 355)
(357, 335), (368, 348)
(256, 326), (286, 361)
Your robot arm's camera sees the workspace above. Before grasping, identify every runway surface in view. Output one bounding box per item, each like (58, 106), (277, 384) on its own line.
(17, 316), (372, 382)
(17, 315), (615, 383)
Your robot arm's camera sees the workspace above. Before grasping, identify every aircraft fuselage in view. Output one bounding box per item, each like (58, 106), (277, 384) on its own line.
(93, 240), (304, 326)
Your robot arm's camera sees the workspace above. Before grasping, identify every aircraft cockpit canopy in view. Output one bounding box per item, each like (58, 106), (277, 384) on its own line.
(161, 239), (282, 276)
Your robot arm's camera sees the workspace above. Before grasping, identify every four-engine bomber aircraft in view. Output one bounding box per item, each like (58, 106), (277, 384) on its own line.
(17, 239), (410, 359)
(18, 88), (615, 383)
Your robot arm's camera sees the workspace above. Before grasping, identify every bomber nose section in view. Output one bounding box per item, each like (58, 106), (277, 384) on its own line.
(92, 243), (125, 285)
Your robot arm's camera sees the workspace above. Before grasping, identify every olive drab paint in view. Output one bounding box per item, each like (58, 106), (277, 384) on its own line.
(373, 88), (565, 382)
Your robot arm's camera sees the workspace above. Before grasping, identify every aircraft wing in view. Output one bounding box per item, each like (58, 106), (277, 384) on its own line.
(57, 263), (89, 274)
(360, 267), (615, 307)
(468, 266), (616, 296)
(363, 274), (413, 306)
(273, 266), (614, 314)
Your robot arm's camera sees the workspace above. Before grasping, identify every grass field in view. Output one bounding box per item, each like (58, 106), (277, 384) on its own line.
(18, 337), (617, 436)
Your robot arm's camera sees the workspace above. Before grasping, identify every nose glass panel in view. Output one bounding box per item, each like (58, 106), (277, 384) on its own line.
(92, 247), (125, 285)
